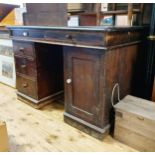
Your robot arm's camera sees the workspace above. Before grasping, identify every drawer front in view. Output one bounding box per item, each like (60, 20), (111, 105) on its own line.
(11, 29), (104, 46)
(13, 41), (35, 58)
(16, 75), (38, 99)
(64, 47), (104, 127)
(12, 29), (44, 39)
(44, 30), (104, 46)
(15, 57), (37, 77)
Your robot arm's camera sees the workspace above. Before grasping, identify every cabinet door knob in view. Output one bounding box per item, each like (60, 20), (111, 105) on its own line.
(66, 79), (72, 84)
(22, 83), (28, 88)
(23, 32), (28, 36)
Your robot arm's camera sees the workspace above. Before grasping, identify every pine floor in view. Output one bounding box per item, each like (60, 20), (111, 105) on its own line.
(0, 83), (137, 152)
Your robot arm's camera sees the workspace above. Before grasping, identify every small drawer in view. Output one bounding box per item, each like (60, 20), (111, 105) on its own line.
(13, 41), (35, 58)
(44, 30), (74, 43)
(44, 30), (104, 46)
(16, 75), (38, 99)
(11, 29), (44, 39)
(15, 57), (37, 77)
(73, 32), (104, 46)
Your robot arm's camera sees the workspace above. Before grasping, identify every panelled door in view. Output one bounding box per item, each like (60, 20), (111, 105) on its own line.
(64, 46), (104, 127)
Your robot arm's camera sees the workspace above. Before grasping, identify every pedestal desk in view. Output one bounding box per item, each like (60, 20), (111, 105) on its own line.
(7, 26), (147, 139)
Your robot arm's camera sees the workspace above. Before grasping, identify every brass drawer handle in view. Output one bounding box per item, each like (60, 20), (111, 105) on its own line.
(65, 34), (72, 39)
(22, 83), (28, 88)
(23, 32), (28, 37)
(21, 65), (26, 68)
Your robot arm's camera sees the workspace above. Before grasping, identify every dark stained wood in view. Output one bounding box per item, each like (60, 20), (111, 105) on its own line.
(16, 74), (37, 99)
(63, 43), (144, 136)
(142, 4), (153, 25)
(80, 14), (105, 26)
(15, 56), (37, 77)
(35, 44), (64, 99)
(9, 26), (145, 48)
(13, 40), (64, 106)
(8, 25), (147, 139)
(152, 78), (155, 101)
(26, 3), (66, 13)
(145, 4), (155, 99)
(64, 47), (104, 127)
(13, 41), (35, 58)
(23, 3), (67, 26)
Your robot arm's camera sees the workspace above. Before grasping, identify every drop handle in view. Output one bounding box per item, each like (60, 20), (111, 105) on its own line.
(22, 83), (28, 88)
(66, 79), (72, 84)
(65, 34), (72, 39)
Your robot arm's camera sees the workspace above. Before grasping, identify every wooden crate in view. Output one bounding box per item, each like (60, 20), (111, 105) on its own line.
(114, 95), (155, 152)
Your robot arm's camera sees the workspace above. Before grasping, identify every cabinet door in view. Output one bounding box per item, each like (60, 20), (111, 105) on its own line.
(64, 46), (103, 126)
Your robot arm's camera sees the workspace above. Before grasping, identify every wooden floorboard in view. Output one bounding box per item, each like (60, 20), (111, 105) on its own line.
(0, 83), (137, 152)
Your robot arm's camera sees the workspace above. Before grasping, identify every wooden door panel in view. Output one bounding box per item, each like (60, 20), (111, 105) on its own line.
(72, 57), (98, 114)
(64, 46), (102, 125)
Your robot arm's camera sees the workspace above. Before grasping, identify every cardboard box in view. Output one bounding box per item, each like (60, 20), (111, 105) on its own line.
(0, 121), (9, 152)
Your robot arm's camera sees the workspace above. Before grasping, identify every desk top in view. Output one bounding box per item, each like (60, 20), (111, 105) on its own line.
(7, 25), (146, 32)
(7, 25), (147, 50)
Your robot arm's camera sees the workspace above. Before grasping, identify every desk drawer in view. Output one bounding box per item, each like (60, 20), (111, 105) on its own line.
(12, 29), (44, 39)
(44, 30), (104, 46)
(16, 75), (38, 99)
(15, 57), (37, 77)
(13, 41), (35, 58)
(12, 29), (104, 46)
